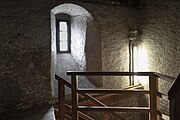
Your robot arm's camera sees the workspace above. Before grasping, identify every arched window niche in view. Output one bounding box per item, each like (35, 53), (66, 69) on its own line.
(51, 3), (102, 96)
(56, 14), (71, 53)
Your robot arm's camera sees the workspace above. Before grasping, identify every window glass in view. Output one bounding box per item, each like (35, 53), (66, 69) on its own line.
(60, 32), (67, 41)
(60, 22), (67, 31)
(56, 20), (70, 53)
(60, 42), (68, 51)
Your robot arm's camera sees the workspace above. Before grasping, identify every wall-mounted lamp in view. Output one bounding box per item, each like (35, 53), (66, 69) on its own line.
(133, 46), (148, 86)
(129, 30), (138, 41)
(129, 29), (138, 85)
(129, 29), (148, 86)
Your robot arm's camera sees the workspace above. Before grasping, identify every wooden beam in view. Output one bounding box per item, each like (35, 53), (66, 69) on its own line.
(78, 89), (149, 94)
(103, 112), (109, 120)
(124, 84), (143, 89)
(79, 93), (134, 106)
(79, 106), (150, 112)
(80, 93), (127, 120)
(153, 72), (175, 81)
(65, 104), (94, 120)
(157, 91), (168, 100)
(149, 75), (160, 120)
(71, 75), (78, 120)
(79, 85), (144, 106)
(58, 79), (65, 120)
(55, 74), (71, 88)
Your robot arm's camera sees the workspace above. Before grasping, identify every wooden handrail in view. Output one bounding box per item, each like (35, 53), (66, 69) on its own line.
(153, 72), (175, 81)
(67, 71), (154, 76)
(55, 74), (71, 88)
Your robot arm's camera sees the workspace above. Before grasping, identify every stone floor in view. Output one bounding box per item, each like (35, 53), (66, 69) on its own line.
(1, 106), (55, 120)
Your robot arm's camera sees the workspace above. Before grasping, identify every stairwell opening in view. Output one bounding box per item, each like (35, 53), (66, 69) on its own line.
(51, 3), (102, 96)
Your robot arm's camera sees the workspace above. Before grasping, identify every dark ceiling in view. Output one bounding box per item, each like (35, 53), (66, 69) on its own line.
(66, 0), (144, 8)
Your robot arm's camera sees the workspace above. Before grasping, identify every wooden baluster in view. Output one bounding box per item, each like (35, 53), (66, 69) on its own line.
(103, 112), (110, 120)
(71, 75), (79, 120)
(149, 74), (160, 120)
(59, 80), (65, 120)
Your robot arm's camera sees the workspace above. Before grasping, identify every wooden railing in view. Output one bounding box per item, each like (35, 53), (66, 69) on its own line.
(55, 75), (95, 120)
(55, 75), (126, 120)
(168, 73), (180, 120)
(55, 72), (175, 120)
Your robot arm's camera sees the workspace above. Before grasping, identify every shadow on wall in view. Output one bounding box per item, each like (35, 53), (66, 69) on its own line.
(86, 21), (102, 86)
(51, 3), (102, 96)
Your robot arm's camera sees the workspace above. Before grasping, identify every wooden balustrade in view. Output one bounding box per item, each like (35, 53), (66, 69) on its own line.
(55, 72), (175, 120)
(55, 75), (95, 120)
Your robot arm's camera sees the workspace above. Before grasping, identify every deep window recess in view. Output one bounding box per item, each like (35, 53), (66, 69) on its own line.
(56, 19), (71, 53)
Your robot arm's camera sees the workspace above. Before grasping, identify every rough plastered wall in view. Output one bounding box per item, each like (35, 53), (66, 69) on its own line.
(71, 15), (88, 70)
(68, 3), (103, 86)
(86, 20), (102, 86)
(71, 14), (102, 86)
(77, 3), (139, 88)
(0, 0), (52, 116)
(97, 5), (130, 88)
(140, 0), (180, 115)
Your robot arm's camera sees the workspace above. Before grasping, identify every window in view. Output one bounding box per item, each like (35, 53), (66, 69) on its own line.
(56, 19), (71, 53)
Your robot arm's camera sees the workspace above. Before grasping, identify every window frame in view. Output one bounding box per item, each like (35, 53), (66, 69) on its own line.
(56, 19), (71, 53)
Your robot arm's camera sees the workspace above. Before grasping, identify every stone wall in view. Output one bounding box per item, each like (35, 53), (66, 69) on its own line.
(140, 0), (180, 77)
(1, 0), (180, 118)
(77, 3), (139, 88)
(140, 0), (180, 115)
(0, 0), (52, 116)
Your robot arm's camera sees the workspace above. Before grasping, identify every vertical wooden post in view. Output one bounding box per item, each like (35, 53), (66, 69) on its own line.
(59, 81), (65, 120)
(149, 74), (160, 120)
(103, 112), (109, 120)
(71, 75), (78, 120)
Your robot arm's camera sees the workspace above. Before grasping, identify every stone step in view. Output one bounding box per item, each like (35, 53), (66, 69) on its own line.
(162, 114), (170, 120)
